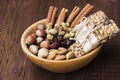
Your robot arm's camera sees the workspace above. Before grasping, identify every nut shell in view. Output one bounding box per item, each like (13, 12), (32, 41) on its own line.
(40, 39), (50, 48)
(38, 48), (49, 58)
(25, 35), (35, 45)
(29, 45), (38, 54)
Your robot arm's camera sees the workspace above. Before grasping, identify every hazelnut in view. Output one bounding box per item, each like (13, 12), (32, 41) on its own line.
(25, 35), (35, 45)
(35, 29), (46, 37)
(40, 39), (50, 48)
(30, 33), (36, 38)
(37, 24), (45, 30)
(36, 37), (43, 44)
(38, 48), (49, 58)
(29, 45), (38, 54)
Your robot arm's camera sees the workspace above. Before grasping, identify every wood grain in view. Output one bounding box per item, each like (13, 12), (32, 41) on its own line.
(0, 0), (120, 80)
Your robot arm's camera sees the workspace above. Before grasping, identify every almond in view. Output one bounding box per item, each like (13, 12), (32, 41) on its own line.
(58, 47), (68, 55)
(54, 55), (66, 60)
(47, 49), (59, 60)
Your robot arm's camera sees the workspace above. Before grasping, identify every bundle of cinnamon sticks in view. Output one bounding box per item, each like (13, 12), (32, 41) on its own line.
(46, 3), (94, 28)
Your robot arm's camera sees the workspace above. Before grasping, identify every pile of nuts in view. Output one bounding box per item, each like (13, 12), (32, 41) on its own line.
(26, 23), (75, 60)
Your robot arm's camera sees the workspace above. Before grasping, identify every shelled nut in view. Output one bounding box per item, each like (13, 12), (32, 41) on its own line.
(38, 48), (49, 58)
(47, 49), (59, 60)
(63, 33), (73, 39)
(26, 34), (35, 45)
(47, 34), (53, 40)
(58, 47), (68, 55)
(49, 29), (58, 35)
(54, 55), (66, 60)
(37, 24), (45, 30)
(40, 39), (50, 48)
(66, 51), (75, 60)
(29, 45), (38, 54)
(36, 37), (43, 44)
(35, 29), (46, 37)
(46, 23), (53, 30)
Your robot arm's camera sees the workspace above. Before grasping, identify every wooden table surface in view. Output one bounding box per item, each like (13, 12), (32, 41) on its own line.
(0, 0), (120, 80)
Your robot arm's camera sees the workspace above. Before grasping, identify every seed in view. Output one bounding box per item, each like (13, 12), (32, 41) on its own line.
(35, 29), (46, 37)
(66, 51), (75, 60)
(29, 45), (38, 54)
(40, 39), (50, 49)
(36, 37), (43, 44)
(38, 48), (48, 58)
(25, 35), (35, 45)
(54, 55), (66, 60)
(58, 47), (68, 55)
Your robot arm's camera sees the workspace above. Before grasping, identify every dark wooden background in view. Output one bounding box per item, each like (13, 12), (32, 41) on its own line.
(0, 0), (120, 80)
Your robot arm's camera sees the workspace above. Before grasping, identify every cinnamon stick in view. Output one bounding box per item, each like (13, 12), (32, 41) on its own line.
(50, 7), (58, 24)
(66, 6), (80, 24)
(71, 3), (94, 27)
(56, 8), (68, 25)
(46, 6), (54, 24)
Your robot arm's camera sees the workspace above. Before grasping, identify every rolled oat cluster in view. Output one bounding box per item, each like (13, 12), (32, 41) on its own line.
(69, 11), (119, 57)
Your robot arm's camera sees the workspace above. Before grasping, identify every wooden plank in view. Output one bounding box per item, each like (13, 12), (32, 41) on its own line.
(0, 0), (120, 80)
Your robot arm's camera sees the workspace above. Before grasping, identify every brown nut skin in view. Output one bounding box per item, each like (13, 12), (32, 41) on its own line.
(47, 49), (59, 60)
(25, 34), (35, 45)
(40, 39), (50, 49)
(54, 55), (66, 60)
(58, 47), (69, 55)
(35, 29), (46, 37)
(36, 24), (45, 30)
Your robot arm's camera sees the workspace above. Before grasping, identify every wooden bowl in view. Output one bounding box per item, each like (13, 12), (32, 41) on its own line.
(21, 19), (102, 73)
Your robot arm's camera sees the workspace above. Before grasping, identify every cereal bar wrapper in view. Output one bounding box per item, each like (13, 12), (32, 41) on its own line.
(70, 11), (119, 57)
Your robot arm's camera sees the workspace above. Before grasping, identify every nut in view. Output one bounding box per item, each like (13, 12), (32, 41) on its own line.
(36, 37), (43, 44)
(35, 29), (46, 37)
(29, 45), (38, 54)
(30, 33), (36, 38)
(37, 24), (45, 30)
(58, 31), (65, 36)
(47, 34), (53, 40)
(38, 48), (48, 58)
(54, 55), (66, 60)
(47, 49), (59, 60)
(25, 34), (35, 45)
(40, 39), (50, 49)
(58, 47), (68, 55)
(46, 23), (53, 30)
(62, 26), (69, 32)
(63, 33), (73, 39)
(66, 51), (75, 60)
(49, 29), (57, 35)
